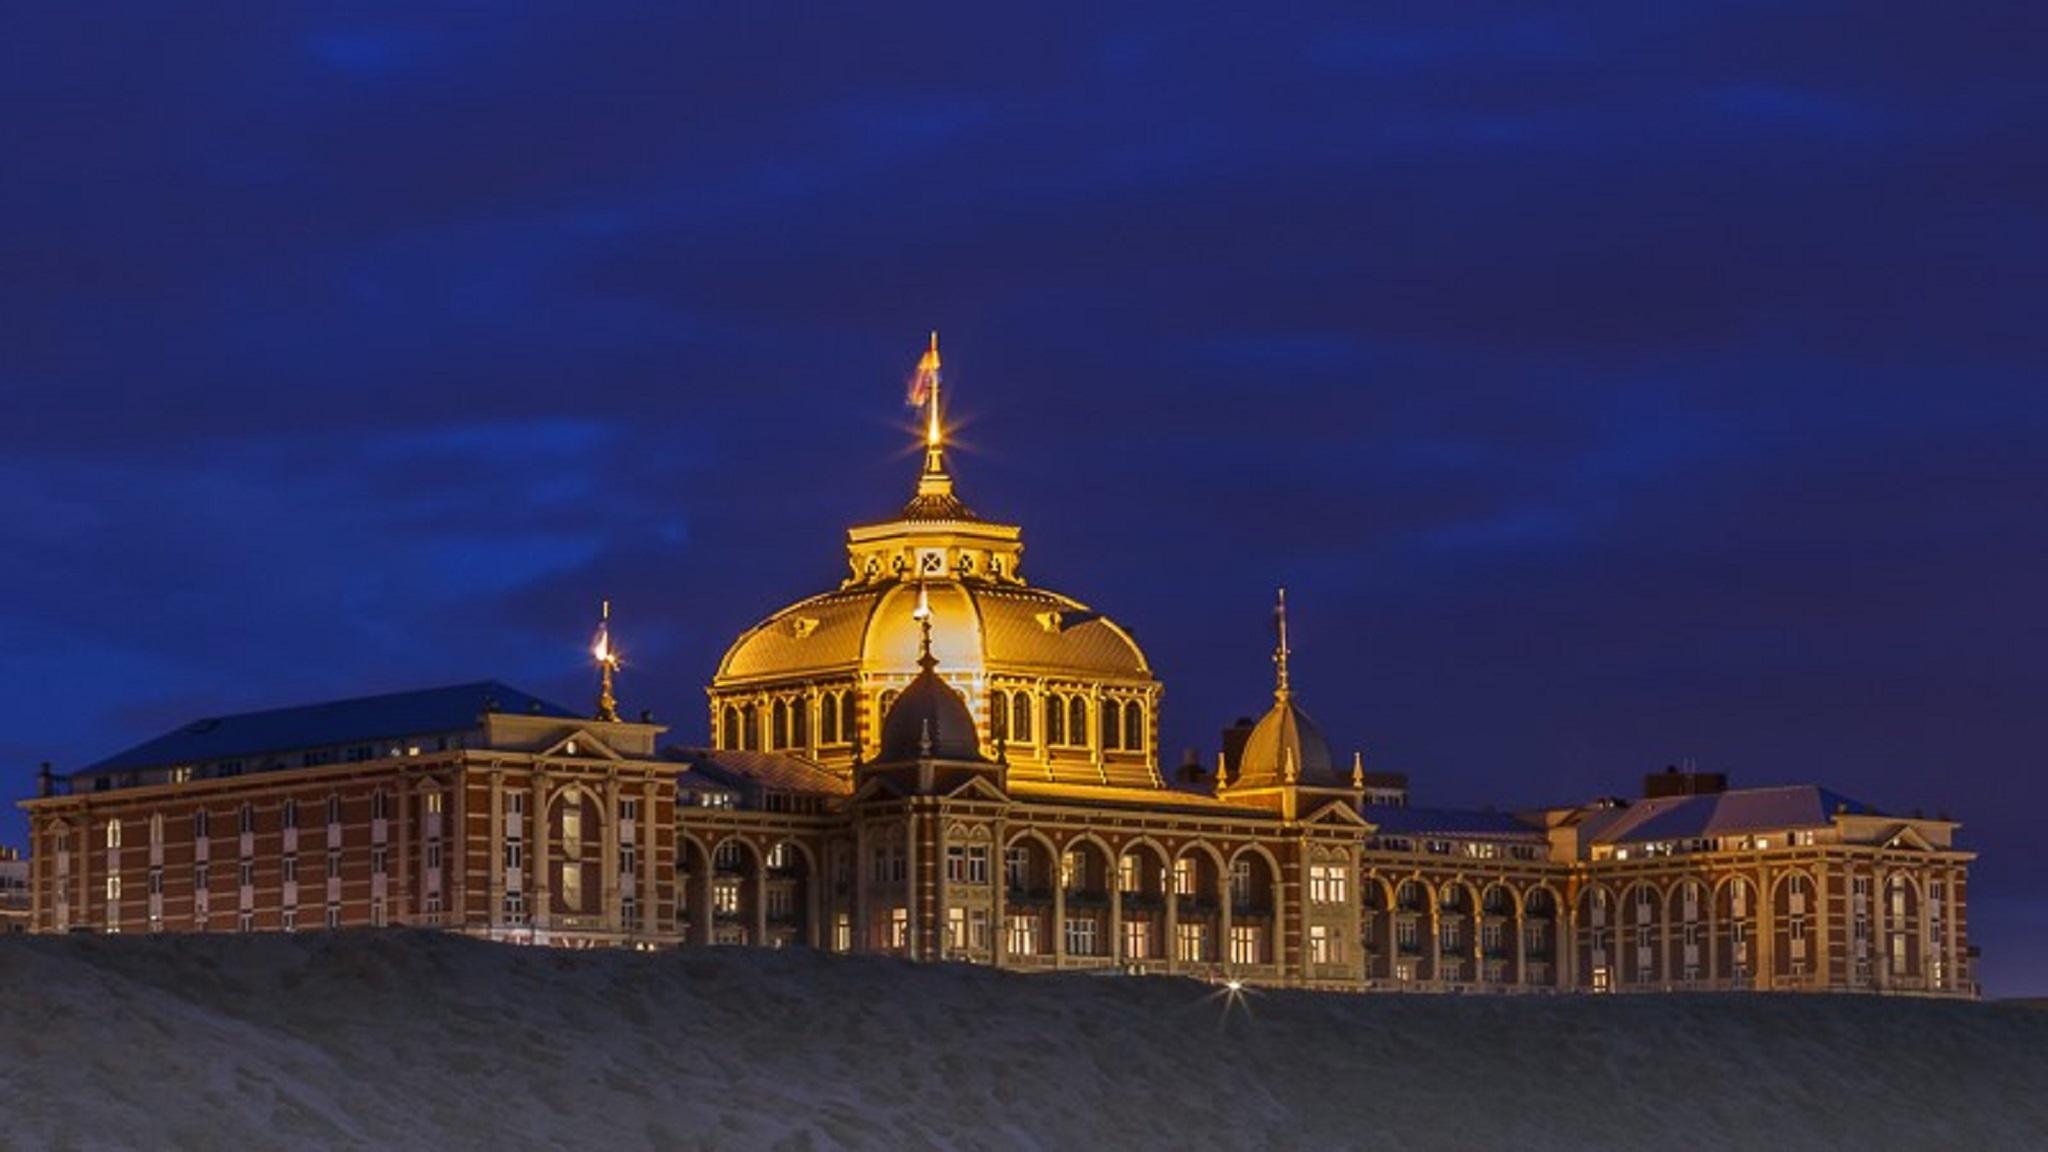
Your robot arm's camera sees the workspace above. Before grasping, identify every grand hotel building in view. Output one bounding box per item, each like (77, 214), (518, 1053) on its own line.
(16, 349), (1976, 996)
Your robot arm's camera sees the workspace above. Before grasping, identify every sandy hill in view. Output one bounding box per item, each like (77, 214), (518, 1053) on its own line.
(3, 933), (2045, 1151)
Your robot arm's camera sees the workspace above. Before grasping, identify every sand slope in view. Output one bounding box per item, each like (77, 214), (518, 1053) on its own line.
(2, 932), (2045, 1151)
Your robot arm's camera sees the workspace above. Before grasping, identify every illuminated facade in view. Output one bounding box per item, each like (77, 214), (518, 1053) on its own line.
(15, 339), (1976, 995)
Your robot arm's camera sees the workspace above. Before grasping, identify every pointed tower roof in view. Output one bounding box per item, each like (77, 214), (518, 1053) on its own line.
(1225, 588), (1343, 790)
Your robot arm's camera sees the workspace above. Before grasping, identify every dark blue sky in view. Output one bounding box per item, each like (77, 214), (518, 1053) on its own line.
(5, 4), (2044, 992)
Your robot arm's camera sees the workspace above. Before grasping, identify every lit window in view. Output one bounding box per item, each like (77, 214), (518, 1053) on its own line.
(105, 820), (121, 850)
(1173, 858), (1195, 897)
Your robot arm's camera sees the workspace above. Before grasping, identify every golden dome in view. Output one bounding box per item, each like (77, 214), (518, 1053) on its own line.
(716, 580), (1149, 686)
(705, 338), (1162, 792)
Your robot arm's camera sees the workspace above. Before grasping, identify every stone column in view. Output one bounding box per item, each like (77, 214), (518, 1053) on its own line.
(602, 777), (621, 934)
(992, 823), (1008, 968)
(1514, 902), (1527, 989)
(1053, 852), (1068, 968)
(1109, 854), (1124, 967)
(1164, 859), (1180, 974)
(752, 847), (769, 947)
(934, 813), (950, 961)
(531, 773), (550, 932)
(642, 780), (659, 938)
(1944, 865), (1961, 993)
(488, 773), (504, 930)
(397, 781), (413, 922)
(904, 811), (920, 959)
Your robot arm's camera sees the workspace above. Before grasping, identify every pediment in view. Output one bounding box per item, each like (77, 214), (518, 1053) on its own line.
(542, 729), (625, 762)
(944, 776), (1011, 804)
(1883, 824), (1936, 852)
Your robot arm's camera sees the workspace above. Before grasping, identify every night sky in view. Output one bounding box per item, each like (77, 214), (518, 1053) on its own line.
(5, 6), (2043, 993)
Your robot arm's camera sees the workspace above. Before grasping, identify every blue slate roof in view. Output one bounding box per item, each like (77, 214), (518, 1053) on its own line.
(1365, 804), (1544, 839)
(82, 680), (576, 776)
(1581, 785), (1880, 844)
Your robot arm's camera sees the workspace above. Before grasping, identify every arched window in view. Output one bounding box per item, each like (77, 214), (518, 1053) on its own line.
(1102, 700), (1123, 751)
(989, 690), (1009, 743)
(721, 705), (740, 751)
(820, 692), (840, 745)
(1045, 694), (1066, 746)
(1068, 697), (1088, 747)
(1123, 701), (1144, 752)
(1011, 692), (1034, 743)
(772, 699), (790, 749)
(740, 702), (760, 751)
(791, 697), (809, 748)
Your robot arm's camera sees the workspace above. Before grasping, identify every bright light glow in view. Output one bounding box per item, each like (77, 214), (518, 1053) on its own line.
(1225, 979), (1244, 992)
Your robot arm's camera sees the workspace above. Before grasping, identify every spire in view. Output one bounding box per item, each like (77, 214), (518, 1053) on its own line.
(1272, 587), (1292, 703)
(1352, 750), (1365, 790)
(896, 331), (974, 522)
(592, 599), (621, 723)
(913, 582), (938, 673)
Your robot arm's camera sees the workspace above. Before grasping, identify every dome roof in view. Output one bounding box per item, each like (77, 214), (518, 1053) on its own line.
(1230, 697), (1341, 790)
(875, 648), (986, 763)
(715, 579), (1149, 686)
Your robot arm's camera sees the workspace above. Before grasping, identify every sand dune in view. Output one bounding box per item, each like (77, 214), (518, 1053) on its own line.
(2, 932), (2045, 1151)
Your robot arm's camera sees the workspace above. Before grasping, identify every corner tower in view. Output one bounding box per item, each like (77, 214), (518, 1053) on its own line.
(708, 335), (1164, 792)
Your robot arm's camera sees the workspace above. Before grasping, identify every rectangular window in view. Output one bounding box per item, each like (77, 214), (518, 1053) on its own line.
(1177, 921), (1207, 962)
(239, 912), (254, 933)
(1397, 919), (1419, 948)
(1007, 913), (1040, 956)
(620, 798), (639, 822)
(1066, 917), (1098, 957)
(426, 842), (442, 871)
(425, 792), (444, 816)
(283, 856), (298, 884)
(622, 894), (637, 927)
(372, 898), (387, 927)
(713, 880), (740, 916)
(239, 806), (255, 835)
(1173, 858), (1195, 897)
(194, 810), (209, 840)
(372, 791), (389, 822)
(947, 906), (967, 951)
(372, 846), (388, 875)
(325, 904), (340, 930)
(1118, 854), (1138, 893)
(562, 806), (582, 857)
(1309, 924), (1337, 965)
(1229, 925), (1262, 966)
(834, 914), (853, 953)
(282, 908), (297, 933)
(1309, 864), (1348, 905)
(195, 862), (209, 892)
(620, 843), (637, 878)
(1229, 861), (1253, 906)
(148, 868), (164, 897)
(889, 907), (909, 951)
(1005, 846), (1029, 889)
(1123, 918), (1152, 960)
(283, 800), (298, 830)
(239, 861), (253, 888)
(424, 893), (442, 915)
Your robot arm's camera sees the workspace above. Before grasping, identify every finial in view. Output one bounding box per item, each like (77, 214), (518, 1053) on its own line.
(913, 583), (938, 673)
(1352, 750), (1364, 790)
(919, 717), (933, 758)
(911, 330), (944, 465)
(1273, 587), (1292, 703)
(1284, 745), (1298, 784)
(592, 598), (621, 722)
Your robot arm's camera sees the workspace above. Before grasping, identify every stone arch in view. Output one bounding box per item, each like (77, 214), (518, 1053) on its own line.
(1616, 879), (1669, 987)
(1713, 873), (1760, 986)
(1057, 835), (1115, 959)
(1360, 873), (1397, 981)
(1577, 880), (1618, 991)
(1770, 868), (1818, 985)
(1224, 844), (1282, 968)
(1478, 880), (1520, 986)
(1116, 838), (1172, 961)
(1665, 877), (1710, 984)
(1521, 882), (1563, 988)
(763, 837), (815, 949)
(708, 835), (762, 946)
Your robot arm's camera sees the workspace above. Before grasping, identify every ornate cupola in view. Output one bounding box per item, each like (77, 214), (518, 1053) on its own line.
(1220, 589), (1349, 795)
